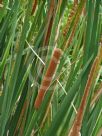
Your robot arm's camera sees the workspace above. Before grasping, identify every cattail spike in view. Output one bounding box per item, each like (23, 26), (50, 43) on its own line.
(68, 57), (98, 136)
(63, 4), (78, 36)
(31, 0), (37, 15)
(34, 48), (62, 109)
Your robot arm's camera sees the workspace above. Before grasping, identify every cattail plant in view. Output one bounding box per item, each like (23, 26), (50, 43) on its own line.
(34, 48), (62, 109)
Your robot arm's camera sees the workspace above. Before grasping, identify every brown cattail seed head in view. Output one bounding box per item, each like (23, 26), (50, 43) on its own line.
(34, 48), (62, 109)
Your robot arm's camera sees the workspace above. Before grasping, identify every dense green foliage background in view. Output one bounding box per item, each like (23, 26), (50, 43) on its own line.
(0, 0), (102, 136)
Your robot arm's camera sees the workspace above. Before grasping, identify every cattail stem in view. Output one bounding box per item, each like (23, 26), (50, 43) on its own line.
(34, 48), (62, 109)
